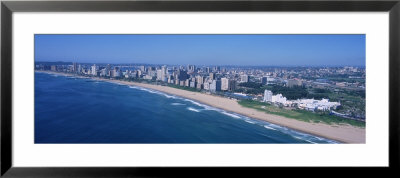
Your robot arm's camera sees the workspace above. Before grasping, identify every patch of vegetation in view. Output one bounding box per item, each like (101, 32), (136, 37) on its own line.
(237, 82), (267, 95)
(166, 84), (201, 92)
(121, 77), (149, 83)
(265, 85), (308, 100)
(233, 88), (245, 93)
(238, 100), (365, 128)
(327, 77), (365, 84)
(245, 87), (267, 95)
(238, 82), (263, 89)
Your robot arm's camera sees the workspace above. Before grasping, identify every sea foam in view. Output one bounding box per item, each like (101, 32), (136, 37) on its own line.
(221, 112), (242, 119)
(187, 107), (201, 112)
(129, 86), (178, 99)
(263, 125), (277, 131)
(171, 103), (186, 106)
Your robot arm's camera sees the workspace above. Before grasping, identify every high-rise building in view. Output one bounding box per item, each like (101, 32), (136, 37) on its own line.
(196, 83), (203, 89)
(112, 67), (120, 77)
(178, 70), (189, 81)
(148, 66), (153, 71)
(241, 74), (249, 83)
(263, 90), (273, 102)
(132, 71), (138, 78)
(209, 80), (221, 92)
(206, 67), (211, 73)
(187, 65), (196, 72)
(196, 76), (204, 84)
(229, 80), (236, 91)
(190, 81), (196, 88)
(77, 64), (82, 74)
(214, 66), (220, 72)
(203, 82), (210, 91)
(161, 65), (167, 79)
(209, 72), (216, 80)
(105, 64), (111, 76)
(91, 64), (97, 76)
(261, 77), (268, 85)
(72, 62), (77, 72)
(148, 70), (156, 77)
(166, 75), (173, 83)
(140, 66), (145, 72)
(100, 69), (107, 76)
(221, 78), (229, 91)
(156, 69), (163, 81)
(185, 79), (190, 87)
(221, 78), (236, 91)
(51, 65), (57, 71)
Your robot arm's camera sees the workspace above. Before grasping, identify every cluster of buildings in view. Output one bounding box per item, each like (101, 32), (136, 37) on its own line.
(145, 65), (239, 93)
(36, 62), (364, 118)
(50, 63), (124, 78)
(263, 90), (340, 111)
(38, 62), (366, 92)
(42, 63), (247, 93)
(36, 62), (366, 95)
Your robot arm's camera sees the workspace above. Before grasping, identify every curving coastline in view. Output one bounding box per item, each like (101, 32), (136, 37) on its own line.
(36, 71), (366, 143)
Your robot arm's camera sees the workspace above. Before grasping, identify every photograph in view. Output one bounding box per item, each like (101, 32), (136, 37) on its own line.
(34, 34), (366, 144)
(3, 0), (398, 176)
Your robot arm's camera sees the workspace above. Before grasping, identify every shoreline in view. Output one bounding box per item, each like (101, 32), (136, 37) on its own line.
(36, 71), (366, 143)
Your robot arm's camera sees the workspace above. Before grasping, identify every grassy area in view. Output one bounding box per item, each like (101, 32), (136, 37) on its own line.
(327, 92), (365, 118)
(305, 88), (365, 118)
(238, 100), (365, 128)
(264, 85), (308, 100)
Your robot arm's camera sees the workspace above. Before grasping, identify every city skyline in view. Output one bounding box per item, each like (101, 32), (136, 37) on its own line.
(35, 61), (366, 68)
(35, 34), (366, 66)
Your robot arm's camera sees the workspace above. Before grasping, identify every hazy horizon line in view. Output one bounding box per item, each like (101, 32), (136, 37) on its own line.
(35, 60), (366, 68)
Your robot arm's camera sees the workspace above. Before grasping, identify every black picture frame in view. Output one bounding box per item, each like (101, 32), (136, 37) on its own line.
(1, 0), (399, 177)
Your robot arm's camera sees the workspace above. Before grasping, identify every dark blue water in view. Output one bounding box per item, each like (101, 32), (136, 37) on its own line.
(35, 72), (338, 143)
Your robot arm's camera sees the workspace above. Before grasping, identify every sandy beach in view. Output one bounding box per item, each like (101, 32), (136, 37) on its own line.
(37, 71), (366, 143)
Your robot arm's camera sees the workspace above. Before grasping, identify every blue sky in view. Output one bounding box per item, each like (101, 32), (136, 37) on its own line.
(35, 34), (365, 66)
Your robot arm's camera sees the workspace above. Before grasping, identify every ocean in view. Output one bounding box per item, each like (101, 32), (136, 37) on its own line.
(34, 72), (338, 144)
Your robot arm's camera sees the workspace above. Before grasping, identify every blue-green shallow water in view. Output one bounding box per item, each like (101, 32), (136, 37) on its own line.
(34, 72), (338, 143)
